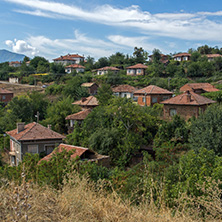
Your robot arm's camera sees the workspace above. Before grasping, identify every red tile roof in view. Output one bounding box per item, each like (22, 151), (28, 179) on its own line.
(9, 61), (21, 64)
(126, 63), (148, 69)
(73, 96), (99, 107)
(53, 54), (84, 61)
(173, 53), (191, 57)
(205, 54), (222, 58)
(6, 122), (65, 141)
(65, 109), (91, 120)
(0, 88), (13, 94)
(161, 91), (216, 106)
(97, 66), (120, 71)
(65, 64), (85, 69)
(180, 83), (219, 93)
(134, 85), (173, 95)
(112, 84), (136, 93)
(39, 143), (91, 162)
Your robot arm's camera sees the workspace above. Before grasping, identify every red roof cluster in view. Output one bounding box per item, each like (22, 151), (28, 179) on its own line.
(126, 63), (148, 69)
(134, 85), (173, 95)
(161, 91), (216, 106)
(6, 122), (65, 141)
(112, 84), (136, 93)
(180, 83), (219, 93)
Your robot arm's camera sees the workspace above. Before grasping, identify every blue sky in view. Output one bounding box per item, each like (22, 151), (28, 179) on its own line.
(1, 0), (222, 61)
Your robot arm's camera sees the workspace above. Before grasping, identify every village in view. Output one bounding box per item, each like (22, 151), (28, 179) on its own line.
(0, 46), (222, 221)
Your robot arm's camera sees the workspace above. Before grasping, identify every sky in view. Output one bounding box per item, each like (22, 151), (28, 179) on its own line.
(1, 0), (222, 61)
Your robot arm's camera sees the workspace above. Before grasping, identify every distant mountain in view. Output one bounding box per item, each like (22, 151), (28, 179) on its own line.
(0, 49), (26, 63)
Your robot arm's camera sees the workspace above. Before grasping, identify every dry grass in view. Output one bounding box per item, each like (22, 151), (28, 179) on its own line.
(0, 174), (221, 222)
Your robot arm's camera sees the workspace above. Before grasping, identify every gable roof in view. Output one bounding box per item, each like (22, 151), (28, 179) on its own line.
(205, 54), (222, 58)
(53, 54), (84, 61)
(39, 143), (92, 162)
(97, 66), (120, 71)
(0, 88), (13, 94)
(134, 85), (173, 95)
(66, 109), (91, 120)
(81, 82), (98, 88)
(72, 96), (99, 107)
(126, 63), (148, 69)
(6, 122), (65, 141)
(112, 84), (136, 93)
(161, 91), (216, 106)
(173, 53), (191, 57)
(180, 83), (219, 92)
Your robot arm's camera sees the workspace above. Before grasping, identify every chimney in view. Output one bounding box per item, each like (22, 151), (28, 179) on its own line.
(17, 122), (25, 134)
(186, 90), (191, 102)
(47, 124), (52, 130)
(81, 97), (86, 102)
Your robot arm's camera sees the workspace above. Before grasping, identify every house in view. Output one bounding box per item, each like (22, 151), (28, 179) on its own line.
(0, 88), (13, 103)
(205, 54), (222, 62)
(126, 63), (148, 76)
(6, 122), (65, 166)
(9, 61), (22, 68)
(66, 109), (91, 133)
(39, 143), (110, 167)
(112, 84), (136, 99)
(65, 64), (85, 73)
(9, 77), (19, 84)
(148, 54), (169, 64)
(133, 85), (173, 106)
(96, 66), (120, 75)
(81, 82), (99, 95)
(173, 53), (191, 61)
(72, 96), (99, 109)
(53, 54), (84, 65)
(161, 91), (216, 120)
(180, 83), (219, 95)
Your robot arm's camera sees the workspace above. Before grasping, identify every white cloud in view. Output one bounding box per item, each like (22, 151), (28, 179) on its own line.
(4, 0), (222, 42)
(5, 39), (38, 56)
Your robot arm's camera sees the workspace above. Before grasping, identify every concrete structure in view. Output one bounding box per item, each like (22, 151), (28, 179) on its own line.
(6, 122), (65, 166)
(161, 91), (216, 120)
(134, 85), (173, 106)
(126, 63), (148, 76)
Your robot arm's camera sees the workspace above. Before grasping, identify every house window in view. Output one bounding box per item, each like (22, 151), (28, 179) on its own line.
(170, 108), (177, 116)
(137, 69), (141, 74)
(162, 96), (169, 101)
(27, 145), (38, 154)
(142, 97), (146, 103)
(152, 97), (157, 103)
(45, 145), (55, 155)
(183, 57), (188, 61)
(2, 96), (6, 100)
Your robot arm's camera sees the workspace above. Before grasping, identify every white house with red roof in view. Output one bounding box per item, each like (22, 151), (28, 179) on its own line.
(96, 66), (120, 75)
(173, 53), (191, 61)
(126, 63), (148, 76)
(65, 64), (85, 73)
(53, 54), (84, 65)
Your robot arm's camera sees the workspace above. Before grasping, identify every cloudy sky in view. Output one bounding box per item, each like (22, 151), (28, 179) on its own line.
(1, 0), (222, 61)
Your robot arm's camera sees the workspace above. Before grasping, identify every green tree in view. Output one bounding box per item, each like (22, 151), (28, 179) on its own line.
(133, 47), (148, 64)
(96, 84), (113, 105)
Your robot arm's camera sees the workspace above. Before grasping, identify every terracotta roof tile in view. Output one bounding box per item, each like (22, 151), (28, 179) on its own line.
(39, 143), (90, 162)
(173, 53), (191, 57)
(161, 91), (216, 105)
(126, 63), (148, 69)
(180, 83), (219, 93)
(97, 66), (120, 71)
(53, 54), (84, 61)
(6, 122), (65, 141)
(0, 88), (13, 94)
(205, 54), (222, 58)
(65, 64), (85, 69)
(134, 85), (173, 95)
(73, 96), (99, 107)
(65, 109), (91, 120)
(112, 84), (136, 93)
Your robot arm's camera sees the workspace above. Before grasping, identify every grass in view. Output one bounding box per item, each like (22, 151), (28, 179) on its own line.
(0, 173), (221, 222)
